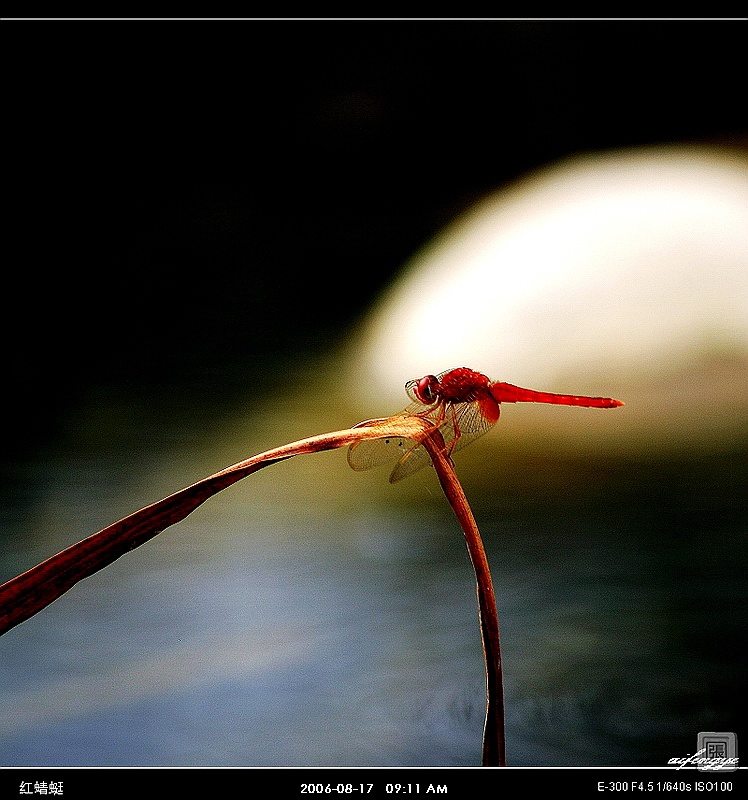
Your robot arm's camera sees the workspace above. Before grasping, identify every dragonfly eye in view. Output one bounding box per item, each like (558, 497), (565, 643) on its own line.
(414, 375), (437, 404)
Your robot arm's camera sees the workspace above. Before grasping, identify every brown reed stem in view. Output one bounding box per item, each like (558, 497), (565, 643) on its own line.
(0, 415), (505, 765)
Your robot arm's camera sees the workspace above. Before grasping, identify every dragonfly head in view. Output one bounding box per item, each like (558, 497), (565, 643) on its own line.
(408, 374), (439, 405)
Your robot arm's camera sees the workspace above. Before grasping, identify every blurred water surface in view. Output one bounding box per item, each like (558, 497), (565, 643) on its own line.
(1, 368), (745, 767)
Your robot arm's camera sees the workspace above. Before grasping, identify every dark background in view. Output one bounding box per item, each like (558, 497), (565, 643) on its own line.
(3, 19), (746, 461)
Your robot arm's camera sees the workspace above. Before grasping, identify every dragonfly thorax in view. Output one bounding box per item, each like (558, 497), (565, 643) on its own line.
(407, 367), (493, 406)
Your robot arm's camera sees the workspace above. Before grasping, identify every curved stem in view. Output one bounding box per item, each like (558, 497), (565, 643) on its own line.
(0, 414), (507, 768)
(0, 420), (425, 636)
(421, 435), (506, 767)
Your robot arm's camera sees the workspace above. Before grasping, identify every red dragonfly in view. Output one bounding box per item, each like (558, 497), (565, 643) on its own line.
(348, 367), (624, 483)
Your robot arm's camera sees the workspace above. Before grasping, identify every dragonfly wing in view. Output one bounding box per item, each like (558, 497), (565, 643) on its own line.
(348, 398), (443, 469)
(442, 398), (499, 456)
(388, 440), (434, 483)
(449, 424), (493, 455)
(389, 400), (466, 483)
(347, 433), (420, 471)
(388, 400), (492, 482)
(347, 407), (424, 472)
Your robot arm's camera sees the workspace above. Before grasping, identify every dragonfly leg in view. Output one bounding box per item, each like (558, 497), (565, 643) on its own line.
(446, 403), (462, 457)
(415, 401), (456, 459)
(413, 402), (449, 448)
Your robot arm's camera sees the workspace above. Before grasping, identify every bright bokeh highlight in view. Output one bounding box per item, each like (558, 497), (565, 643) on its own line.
(347, 146), (748, 451)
